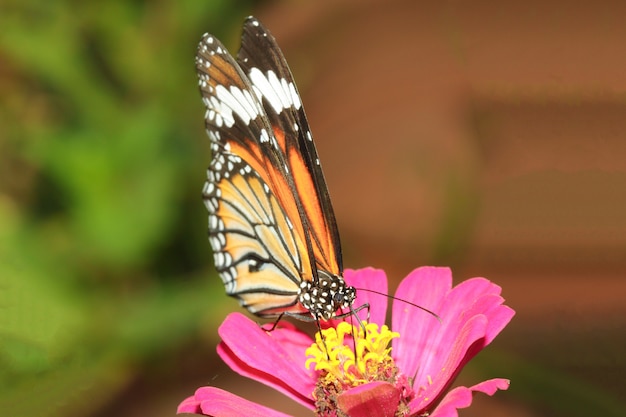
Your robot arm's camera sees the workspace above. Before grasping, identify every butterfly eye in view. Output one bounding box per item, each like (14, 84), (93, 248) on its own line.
(336, 287), (356, 308)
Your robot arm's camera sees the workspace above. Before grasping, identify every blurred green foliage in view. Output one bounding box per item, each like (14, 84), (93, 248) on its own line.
(0, 0), (253, 415)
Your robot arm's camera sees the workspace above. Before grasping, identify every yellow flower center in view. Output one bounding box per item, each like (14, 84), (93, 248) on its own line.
(305, 322), (416, 416)
(306, 321), (400, 389)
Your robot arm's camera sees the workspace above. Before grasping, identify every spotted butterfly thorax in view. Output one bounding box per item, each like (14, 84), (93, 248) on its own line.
(195, 17), (357, 322)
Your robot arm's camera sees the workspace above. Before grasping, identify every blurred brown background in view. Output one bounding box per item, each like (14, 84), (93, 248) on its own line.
(2, 1), (624, 416)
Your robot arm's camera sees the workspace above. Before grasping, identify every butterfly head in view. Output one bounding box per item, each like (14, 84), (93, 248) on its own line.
(298, 271), (356, 321)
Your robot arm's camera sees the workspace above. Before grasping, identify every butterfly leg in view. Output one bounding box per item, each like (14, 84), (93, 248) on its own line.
(262, 310), (318, 332)
(262, 312), (286, 332)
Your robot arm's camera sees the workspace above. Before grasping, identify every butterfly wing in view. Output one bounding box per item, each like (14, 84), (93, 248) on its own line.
(237, 17), (343, 275)
(196, 32), (313, 317)
(195, 18), (344, 318)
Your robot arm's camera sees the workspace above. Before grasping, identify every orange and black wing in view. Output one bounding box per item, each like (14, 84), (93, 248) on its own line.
(195, 18), (342, 317)
(236, 17), (342, 276)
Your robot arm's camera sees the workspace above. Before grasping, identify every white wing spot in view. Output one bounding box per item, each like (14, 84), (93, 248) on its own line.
(248, 69), (302, 114)
(231, 85), (260, 122)
(250, 68), (282, 114)
(268, 71), (290, 108)
(209, 214), (218, 229)
(209, 235), (220, 249)
(214, 252), (225, 267)
(260, 128), (270, 143)
(216, 95), (235, 127)
(289, 82), (301, 109)
(215, 84), (258, 126)
(205, 198), (217, 212)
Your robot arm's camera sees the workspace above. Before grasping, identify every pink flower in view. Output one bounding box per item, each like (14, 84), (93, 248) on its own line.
(178, 267), (515, 417)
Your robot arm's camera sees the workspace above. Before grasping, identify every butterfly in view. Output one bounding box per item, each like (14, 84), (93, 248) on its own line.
(195, 17), (358, 323)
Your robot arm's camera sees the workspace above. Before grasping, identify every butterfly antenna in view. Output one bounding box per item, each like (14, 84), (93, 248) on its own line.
(354, 287), (442, 324)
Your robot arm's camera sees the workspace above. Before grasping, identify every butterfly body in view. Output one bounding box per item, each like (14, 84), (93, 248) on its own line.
(196, 17), (356, 321)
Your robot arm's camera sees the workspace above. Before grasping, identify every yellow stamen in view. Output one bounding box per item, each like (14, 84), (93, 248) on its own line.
(305, 321), (400, 387)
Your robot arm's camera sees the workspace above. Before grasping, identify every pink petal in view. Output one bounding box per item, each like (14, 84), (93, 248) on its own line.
(470, 378), (511, 395)
(443, 278), (514, 346)
(412, 278), (514, 383)
(391, 269), (514, 411)
(392, 267), (453, 377)
(178, 394), (202, 414)
(177, 386), (293, 417)
(408, 314), (490, 412)
(216, 313), (315, 409)
(336, 381), (401, 417)
(335, 267), (388, 326)
(426, 379), (510, 417)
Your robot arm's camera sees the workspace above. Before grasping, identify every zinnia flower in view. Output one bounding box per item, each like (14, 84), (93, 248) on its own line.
(178, 266), (515, 417)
